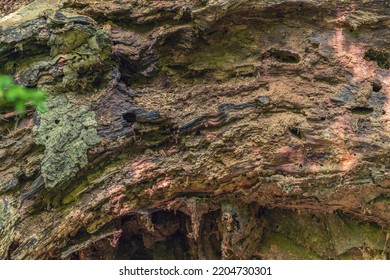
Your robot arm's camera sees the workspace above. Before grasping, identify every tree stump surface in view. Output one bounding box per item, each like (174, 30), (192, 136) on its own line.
(0, 0), (390, 259)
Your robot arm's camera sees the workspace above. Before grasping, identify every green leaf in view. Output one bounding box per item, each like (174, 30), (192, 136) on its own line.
(0, 75), (13, 89)
(5, 87), (22, 102)
(32, 90), (46, 101)
(15, 101), (26, 114)
(0, 74), (48, 114)
(36, 102), (48, 113)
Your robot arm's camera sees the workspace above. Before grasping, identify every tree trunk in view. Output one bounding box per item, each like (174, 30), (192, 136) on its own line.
(0, 0), (390, 260)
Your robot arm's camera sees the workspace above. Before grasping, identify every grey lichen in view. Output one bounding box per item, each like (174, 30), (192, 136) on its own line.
(33, 96), (101, 189)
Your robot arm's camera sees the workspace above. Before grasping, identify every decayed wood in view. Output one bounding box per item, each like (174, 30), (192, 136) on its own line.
(0, 0), (390, 260)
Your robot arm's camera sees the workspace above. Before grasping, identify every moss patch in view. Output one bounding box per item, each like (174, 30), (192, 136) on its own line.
(327, 213), (387, 255)
(260, 232), (322, 259)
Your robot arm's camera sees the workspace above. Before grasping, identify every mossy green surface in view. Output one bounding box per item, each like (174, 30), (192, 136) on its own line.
(260, 232), (322, 259)
(47, 26), (111, 93)
(33, 96), (101, 189)
(264, 209), (334, 257)
(327, 213), (387, 255)
(258, 209), (389, 259)
(0, 1), (111, 93)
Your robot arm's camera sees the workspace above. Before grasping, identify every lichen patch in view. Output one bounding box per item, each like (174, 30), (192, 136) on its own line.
(33, 96), (101, 189)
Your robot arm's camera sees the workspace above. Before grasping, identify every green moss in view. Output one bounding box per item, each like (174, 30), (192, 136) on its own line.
(86, 215), (113, 234)
(15, 53), (51, 72)
(258, 209), (389, 259)
(62, 179), (89, 205)
(327, 213), (387, 255)
(260, 232), (321, 259)
(0, 52), (51, 76)
(263, 209), (334, 257)
(33, 96), (101, 189)
(49, 28), (92, 57)
(36, 22), (112, 94)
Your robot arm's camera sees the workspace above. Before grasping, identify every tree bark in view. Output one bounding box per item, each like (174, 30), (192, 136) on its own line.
(0, 0), (390, 259)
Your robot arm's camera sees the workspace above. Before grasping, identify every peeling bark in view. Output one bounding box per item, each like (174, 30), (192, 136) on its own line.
(0, 0), (390, 260)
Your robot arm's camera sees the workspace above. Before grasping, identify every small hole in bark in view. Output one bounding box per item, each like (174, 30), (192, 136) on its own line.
(195, 130), (201, 136)
(266, 49), (300, 63)
(351, 107), (373, 115)
(288, 127), (304, 139)
(372, 80), (382, 92)
(123, 112), (137, 123)
(7, 240), (20, 259)
(311, 42), (320, 48)
(256, 206), (266, 218)
(54, 119), (60, 124)
(91, 75), (104, 88)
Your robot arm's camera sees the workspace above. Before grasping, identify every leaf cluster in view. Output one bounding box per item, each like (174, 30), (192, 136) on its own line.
(0, 75), (47, 114)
